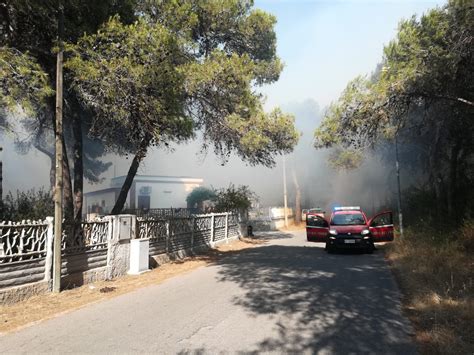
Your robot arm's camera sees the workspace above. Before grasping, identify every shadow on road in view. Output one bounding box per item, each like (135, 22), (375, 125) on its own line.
(249, 231), (295, 241)
(214, 243), (416, 354)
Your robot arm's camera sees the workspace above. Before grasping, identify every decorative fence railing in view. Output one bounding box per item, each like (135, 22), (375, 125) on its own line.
(0, 212), (241, 301)
(137, 212), (240, 255)
(0, 219), (52, 264)
(62, 219), (110, 254)
(124, 208), (199, 219)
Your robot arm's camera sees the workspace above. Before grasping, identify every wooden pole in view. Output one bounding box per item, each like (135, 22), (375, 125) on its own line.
(53, 5), (64, 293)
(395, 133), (404, 238)
(0, 147), (3, 205)
(283, 156), (288, 228)
(292, 169), (301, 226)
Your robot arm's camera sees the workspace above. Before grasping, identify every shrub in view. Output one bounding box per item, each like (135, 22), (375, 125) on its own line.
(186, 186), (216, 210)
(1, 188), (54, 221)
(214, 184), (257, 215)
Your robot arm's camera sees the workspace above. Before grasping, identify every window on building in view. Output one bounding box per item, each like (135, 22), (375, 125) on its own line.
(138, 195), (150, 210)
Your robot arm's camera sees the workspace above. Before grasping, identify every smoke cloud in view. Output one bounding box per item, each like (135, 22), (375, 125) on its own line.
(2, 98), (396, 218)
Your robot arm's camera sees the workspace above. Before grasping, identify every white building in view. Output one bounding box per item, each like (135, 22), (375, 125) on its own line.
(84, 175), (203, 215)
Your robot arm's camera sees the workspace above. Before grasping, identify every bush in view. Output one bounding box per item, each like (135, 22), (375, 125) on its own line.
(214, 184), (257, 215)
(186, 186), (216, 210)
(1, 188), (54, 221)
(458, 219), (474, 253)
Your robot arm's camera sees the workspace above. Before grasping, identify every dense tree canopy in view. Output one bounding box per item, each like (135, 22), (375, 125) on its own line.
(315, 1), (472, 150)
(65, 0), (299, 214)
(1, 0), (298, 217)
(315, 0), (473, 221)
(0, 0), (138, 221)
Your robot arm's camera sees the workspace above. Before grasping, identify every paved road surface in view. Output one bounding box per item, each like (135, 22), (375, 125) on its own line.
(0, 230), (416, 354)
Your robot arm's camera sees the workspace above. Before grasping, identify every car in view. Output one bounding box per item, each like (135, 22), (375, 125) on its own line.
(302, 208), (324, 222)
(301, 209), (308, 221)
(305, 206), (394, 253)
(305, 208), (327, 241)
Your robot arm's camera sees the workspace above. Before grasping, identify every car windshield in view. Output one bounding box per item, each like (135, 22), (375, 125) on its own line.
(331, 213), (366, 226)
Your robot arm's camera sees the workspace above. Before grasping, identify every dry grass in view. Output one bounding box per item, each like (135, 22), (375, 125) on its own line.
(0, 237), (265, 334)
(386, 222), (474, 354)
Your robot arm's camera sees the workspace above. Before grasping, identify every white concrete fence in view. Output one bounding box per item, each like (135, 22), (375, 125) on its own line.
(248, 207), (295, 230)
(0, 213), (240, 304)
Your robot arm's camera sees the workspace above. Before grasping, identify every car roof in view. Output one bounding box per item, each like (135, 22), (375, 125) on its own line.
(331, 210), (368, 221)
(333, 210), (364, 214)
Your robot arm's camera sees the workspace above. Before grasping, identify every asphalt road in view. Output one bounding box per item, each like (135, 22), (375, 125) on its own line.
(0, 230), (417, 354)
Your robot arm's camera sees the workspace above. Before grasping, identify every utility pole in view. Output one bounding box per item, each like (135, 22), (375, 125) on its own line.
(283, 156), (288, 228)
(0, 147), (3, 204)
(395, 133), (404, 238)
(292, 169), (301, 225)
(53, 5), (64, 293)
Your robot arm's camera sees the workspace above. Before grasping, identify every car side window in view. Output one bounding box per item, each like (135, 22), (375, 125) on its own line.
(371, 213), (393, 227)
(307, 215), (328, 228)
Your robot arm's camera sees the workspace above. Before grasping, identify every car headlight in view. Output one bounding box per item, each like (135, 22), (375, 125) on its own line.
(361, 229), (370, 235)
(329, 236), (336, 240)
(329, 230), (338, 236)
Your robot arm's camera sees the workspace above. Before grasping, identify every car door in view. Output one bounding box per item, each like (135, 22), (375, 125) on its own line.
(368, 211), (394, 242)
(306, 214), (329, 242)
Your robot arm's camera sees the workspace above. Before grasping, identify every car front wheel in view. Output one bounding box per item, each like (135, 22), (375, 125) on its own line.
(366, 242), (375, 254)
(326, 242), (335, 253)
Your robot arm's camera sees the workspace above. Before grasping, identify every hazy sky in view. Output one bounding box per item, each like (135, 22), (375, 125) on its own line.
(2, 0), (446, 204)
(256, 0), (445, 109)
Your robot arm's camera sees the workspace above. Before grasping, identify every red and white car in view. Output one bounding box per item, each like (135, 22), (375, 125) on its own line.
(306, 206), (394, 253)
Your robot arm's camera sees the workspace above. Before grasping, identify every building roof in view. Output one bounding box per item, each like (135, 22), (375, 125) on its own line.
(84, 187), (120, 197)
(85, 175), (203, 196)
(110, 175), (203, 187)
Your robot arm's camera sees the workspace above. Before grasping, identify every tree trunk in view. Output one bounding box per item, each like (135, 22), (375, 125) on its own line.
(292, 169), (301, 225)
(62, 137), (74, 222)
(111, 137), (150, 215)
(428, 121), (443, 220)
(34, 143), (55, 191)
(72, 114), (83, 222)
(447, 142), (461, 221)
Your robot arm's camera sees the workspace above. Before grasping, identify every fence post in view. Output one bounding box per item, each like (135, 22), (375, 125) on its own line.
(105, 215), (114, 280)
(225, 213), (229, 242)
(210, 214), (215, 244)
(191, 217), (195, 251)
(166, 220), (170, 254)
(44, 217), (54, 284)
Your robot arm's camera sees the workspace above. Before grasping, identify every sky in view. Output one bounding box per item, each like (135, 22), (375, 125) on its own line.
(255, 0), (445, 109)
(2, 0), (446, 207)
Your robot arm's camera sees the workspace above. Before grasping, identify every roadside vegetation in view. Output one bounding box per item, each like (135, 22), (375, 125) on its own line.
(1, 188), (53, 221)
(186, 184), (257, 219)
(387, 221), (473, 354)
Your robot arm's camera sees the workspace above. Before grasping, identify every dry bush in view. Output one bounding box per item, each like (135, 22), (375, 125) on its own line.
(387, 221), (474, 354)
(458, 219), (474, 253)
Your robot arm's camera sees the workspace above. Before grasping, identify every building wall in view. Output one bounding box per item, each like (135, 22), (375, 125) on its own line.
(85, 191), (119, 215)
(134, 181), (200, 208)
(85, 176), (203, 214)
